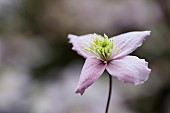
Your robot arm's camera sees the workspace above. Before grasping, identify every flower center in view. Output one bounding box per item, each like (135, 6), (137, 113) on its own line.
(84, 34), (115, 62)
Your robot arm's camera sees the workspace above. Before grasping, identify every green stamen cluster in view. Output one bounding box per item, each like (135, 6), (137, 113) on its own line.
(85, 34), (114, 62)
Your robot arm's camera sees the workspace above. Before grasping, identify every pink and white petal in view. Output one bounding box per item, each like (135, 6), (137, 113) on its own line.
(106, 56), (151, 85)
(75, 58), (107, 95)
(111, 31), (151, 59)
(68, 34), (97, 58)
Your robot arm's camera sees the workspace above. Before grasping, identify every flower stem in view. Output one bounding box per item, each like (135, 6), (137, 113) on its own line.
(105, 74), (112, 113)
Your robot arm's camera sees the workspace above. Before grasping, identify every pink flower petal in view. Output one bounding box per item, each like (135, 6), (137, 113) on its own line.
(106, 56), (151, 85)
(111, 31), (151, 59)
(68, 34), (96, 58)
(75, 58), (107, 95)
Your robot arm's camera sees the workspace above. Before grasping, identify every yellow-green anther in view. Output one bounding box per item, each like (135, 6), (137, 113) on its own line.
(104, 47), (107, 52)
(109, 48), (112, 53)
(96, 48), (100, 53)
(84, 34), (116, 62)
(95, 56), (101, 60)
(101, 48), (104, 54)
(116, 46), (119, 53)
(102, 51), (105, 57)
(105, 47), (108, 53)
(84, 48), (89, 52)
(89, 49), (94, 53)
(104, 34), (108, 39)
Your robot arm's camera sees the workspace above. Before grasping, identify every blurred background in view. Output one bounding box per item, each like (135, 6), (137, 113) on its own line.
(0, 0), (170, 113)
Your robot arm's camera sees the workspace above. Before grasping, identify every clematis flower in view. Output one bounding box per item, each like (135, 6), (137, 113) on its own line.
(68, 31), (151, 95)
